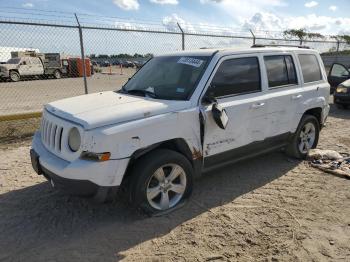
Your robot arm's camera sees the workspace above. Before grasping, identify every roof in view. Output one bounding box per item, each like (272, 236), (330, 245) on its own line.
(159, 46), (318, 57)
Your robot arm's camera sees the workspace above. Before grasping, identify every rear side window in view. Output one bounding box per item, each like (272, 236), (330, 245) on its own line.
(298, 54), (322, 83)
(210, 57), (261, 97)
(264, 55), (297, 88)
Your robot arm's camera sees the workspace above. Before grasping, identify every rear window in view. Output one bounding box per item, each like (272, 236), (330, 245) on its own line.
(264, 55), (297, 88)
(298, 54), (322, 83)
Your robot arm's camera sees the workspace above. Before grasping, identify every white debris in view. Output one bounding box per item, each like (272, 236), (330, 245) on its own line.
(307, 149), (343, 161)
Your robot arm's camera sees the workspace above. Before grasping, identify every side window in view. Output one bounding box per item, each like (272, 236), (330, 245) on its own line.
(264, 55), (297, 88)
(330, 64), (349, 77)
(298, 54), (322, 83)
(210, 57), (261, 97)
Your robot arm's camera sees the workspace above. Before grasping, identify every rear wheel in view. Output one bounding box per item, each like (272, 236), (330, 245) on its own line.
(53, 70), (61, 79)
(9, 71), (20, 82)
(129, 149), (193, 214)
(286, 115), (319, 159)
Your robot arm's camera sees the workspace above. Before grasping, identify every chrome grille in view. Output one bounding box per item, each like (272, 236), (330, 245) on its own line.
(41, 116), (64, 152)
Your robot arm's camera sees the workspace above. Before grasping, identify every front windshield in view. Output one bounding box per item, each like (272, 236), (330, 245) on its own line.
(6, 58), (21, 64)
(120, 55), (210, 100)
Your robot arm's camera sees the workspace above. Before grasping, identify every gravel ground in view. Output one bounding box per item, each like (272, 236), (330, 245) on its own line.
(0, 104), (349, 262)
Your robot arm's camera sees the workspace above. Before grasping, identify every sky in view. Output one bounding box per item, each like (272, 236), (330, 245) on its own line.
(1, 0), (350, 35)
(0, 0), (349, 58)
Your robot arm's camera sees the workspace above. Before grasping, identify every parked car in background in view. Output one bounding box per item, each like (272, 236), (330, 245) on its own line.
(333, 79), (350, 109)
(101, 60), (111, 67)
(122, 60), (135, 68)
(30, 46), (329, 214)
(134, 60), (145, 70)
(328, 63), (350, 94)
(112, 60), (121, 66)
(0, 52), (68, 81)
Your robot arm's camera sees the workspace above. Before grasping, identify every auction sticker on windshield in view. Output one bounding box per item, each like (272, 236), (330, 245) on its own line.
(177, 57), (204, 68)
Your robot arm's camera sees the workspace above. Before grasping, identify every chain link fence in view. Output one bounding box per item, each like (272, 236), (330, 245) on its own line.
(0, 11), (349, 140)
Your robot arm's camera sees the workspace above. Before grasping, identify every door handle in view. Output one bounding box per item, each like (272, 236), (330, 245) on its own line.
(292, 94), (302, 100)
(251, 102), (265, 109)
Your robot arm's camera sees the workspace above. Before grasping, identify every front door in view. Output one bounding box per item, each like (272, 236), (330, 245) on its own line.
(18, 58), (31, 76)
(201, 55), (268, 169)
(328, 63), (350, 93)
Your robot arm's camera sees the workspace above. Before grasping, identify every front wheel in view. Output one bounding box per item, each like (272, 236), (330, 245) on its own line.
(129, 149), (193, 215)
(286, 115), (320, 159)
(9, 71), (20, 82)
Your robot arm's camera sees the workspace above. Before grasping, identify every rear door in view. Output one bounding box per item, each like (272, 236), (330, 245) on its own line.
(30, 58), (44, 75)
(202, 54), (269, 168)
(328, 63), (350, 92)
(262, 53), (301, 136)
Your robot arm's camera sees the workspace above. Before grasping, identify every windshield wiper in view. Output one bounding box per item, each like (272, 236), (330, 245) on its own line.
(127, 89), (157, 98)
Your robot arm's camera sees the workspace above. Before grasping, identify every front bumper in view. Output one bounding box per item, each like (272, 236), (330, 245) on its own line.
(31, 132), (130, 189)
(31, 148), (99, 196)
(334, 94), (350, 105)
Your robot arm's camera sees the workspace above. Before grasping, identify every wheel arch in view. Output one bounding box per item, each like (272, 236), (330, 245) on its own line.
(9, 69), (19, 74)
(122, 138), (202, 184)
(303, 107), (322, 127)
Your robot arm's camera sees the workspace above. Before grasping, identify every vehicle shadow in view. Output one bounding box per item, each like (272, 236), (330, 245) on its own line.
(328, 103), (350, 120)
(0, 152), (299, 261)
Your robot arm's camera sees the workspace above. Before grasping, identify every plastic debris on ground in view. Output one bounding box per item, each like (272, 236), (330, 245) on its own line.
(307, 149), (350, 179)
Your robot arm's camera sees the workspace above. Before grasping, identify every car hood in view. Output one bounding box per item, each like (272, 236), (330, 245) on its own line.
(340, 79), (350, 88)
(0, 64), (17, 70)
(45, 91), (191, 129)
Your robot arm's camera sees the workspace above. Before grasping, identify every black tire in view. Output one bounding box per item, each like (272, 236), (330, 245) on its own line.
(128, 149), (193, 215)
(53, 70), (61, 79)
(9, 71), (20, 82)
(286, 115), (320, 159)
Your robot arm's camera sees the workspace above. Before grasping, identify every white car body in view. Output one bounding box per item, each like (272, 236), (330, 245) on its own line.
(31, 47), (330, 197)
(0, 57), (44, 79)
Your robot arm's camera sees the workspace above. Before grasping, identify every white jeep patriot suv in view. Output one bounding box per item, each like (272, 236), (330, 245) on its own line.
(31, 47), (330, 214)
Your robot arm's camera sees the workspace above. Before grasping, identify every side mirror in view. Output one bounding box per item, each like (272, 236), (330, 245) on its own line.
(212, 103), (228, 130)
(202, 84), (217, 104)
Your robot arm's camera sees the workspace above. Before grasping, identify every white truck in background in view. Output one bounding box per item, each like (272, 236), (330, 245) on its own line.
(0, 51), (68, 81)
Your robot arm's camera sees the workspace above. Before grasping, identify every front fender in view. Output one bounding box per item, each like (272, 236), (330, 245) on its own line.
(83, 108), (202, 160)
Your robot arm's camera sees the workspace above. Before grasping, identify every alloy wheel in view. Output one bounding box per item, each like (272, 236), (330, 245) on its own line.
(298, 122), (316, 154)
(146, 163), (187, 210)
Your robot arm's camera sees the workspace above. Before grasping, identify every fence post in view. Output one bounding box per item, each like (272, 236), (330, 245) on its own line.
(249, 29), (256, 46)
(177, 22), (185, 50)
(74, 13), (88, 94)
(336, 39), (340, 52)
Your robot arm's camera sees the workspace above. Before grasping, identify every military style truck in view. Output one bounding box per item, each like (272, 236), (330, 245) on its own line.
(0, 51), (68, 81)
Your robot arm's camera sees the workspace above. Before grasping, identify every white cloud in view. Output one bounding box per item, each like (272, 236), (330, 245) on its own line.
(200, 0), (285, 6)
(329, 5), (337, 11)
(199, 0), (288, 24)
(22, 2), (34, 8)
(113, 0), (139, 10)
(162, 13), (196, 33)
(304, 1), (318, 8)
(150, 0), (178, 5)
(241, 11), (350, 36)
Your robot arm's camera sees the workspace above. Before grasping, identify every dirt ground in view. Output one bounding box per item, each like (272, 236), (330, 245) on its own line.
(0, 103), (349, 262)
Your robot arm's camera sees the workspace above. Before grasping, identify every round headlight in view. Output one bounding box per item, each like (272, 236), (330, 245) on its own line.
(68, 127), (81, 152)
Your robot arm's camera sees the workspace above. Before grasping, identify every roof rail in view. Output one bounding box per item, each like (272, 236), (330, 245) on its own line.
(251, 44), (311, 49)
